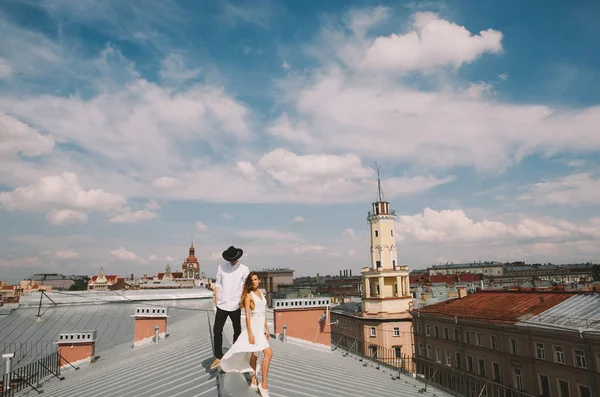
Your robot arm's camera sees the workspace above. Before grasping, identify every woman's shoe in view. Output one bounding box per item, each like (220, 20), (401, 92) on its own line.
(258, 384), (270, 397)
(250, 375), (258, 390)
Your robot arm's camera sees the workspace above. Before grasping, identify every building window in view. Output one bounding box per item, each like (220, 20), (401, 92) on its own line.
(427, 345), (432, 359)
(391, 230), (393, 236)
(557, 379), (569, 397)
(426, 325), (430, 336)
(574, 349), (587, 369)
(434, 326), (439, 338)
(475, 333), (482, 346)
(392, 260), (396, 267)
(513, 368), (523, 391)
(579, 385), (592, 397)
(455, 352), (462, 370)
(478, 358), (485, 376)
(443, 327), (449, 340)
(418, 343), (424, 356)
(375, 261), (381, 268)
(394, 346), (402, 358)
(466, 356), (473, 372)
(375, 230), (379, 237)
(510, 338), (519, 354)
(370, 346), (378, 358)
(435, 347), (441, 363)
(370, 327), (376, 337)
(554, 346), (565, 364)
(492, 362), (501, 382)
(490, 335), (498, 350)
(539, 374), (550, 397)
(464, 331), (471, 344)
(393, 327), (400, 337)
(535, 343), (546, 360)
(454, 329), (459, 341)
(417, 323), (422, 334)
(445, 349), (451, 366)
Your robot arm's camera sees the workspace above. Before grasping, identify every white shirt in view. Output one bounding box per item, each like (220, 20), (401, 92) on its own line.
(214, 262), (249, 311)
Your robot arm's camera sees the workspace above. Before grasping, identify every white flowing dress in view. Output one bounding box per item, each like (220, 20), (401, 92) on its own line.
(220, 291), (270, 374)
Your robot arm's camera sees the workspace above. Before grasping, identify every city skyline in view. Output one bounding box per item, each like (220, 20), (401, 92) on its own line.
(1, 0), (599, 282)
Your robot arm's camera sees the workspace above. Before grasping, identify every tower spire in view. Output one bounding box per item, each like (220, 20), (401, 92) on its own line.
(374, 162), (384, 202)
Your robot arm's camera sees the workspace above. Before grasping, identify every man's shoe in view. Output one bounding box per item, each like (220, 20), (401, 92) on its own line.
(209, 358), (221, 370)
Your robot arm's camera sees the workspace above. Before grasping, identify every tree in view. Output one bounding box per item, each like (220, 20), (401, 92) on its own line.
(592, 265), (600, 282)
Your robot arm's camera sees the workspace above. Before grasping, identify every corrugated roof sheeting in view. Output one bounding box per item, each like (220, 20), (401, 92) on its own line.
(416, 291), (576, 323)
(20, 307), (452, 397)
(517, 293), (600, 330)
(0, 299), (211, 371)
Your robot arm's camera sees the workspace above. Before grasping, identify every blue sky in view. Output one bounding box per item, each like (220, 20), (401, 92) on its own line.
(1, 0), (599, 283)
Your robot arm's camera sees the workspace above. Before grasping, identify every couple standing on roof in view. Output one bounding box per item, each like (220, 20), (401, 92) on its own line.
(209, 245), (273, 397)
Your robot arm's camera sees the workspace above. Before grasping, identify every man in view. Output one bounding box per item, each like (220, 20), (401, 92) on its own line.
(210, 245), (249, 370)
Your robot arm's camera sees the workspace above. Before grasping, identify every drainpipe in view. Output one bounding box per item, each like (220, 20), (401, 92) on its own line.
(2, 353), (14, 394)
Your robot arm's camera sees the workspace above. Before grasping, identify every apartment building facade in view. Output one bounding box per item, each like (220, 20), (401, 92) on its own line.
(412, 290), (599, 397)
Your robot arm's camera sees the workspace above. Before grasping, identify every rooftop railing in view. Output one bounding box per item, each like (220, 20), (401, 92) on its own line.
(0, 341), (55, 373)
(367, 210), (396, 217)
(331, 331), (535, 397)
(0, 350), (64, 396)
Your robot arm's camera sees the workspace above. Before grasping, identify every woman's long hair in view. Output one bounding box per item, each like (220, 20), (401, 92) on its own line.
(240, 272), (260, 309)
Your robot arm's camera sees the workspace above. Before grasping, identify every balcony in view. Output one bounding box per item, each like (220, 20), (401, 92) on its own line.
(367, 210), (396, 217)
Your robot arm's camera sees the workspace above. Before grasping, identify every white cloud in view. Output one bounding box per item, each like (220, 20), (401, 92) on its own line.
(234, 229), (301, 242)
(498, 73), (509, 80)
(145, 199), (161, 211)
(222, 213), (234, 220)
(0, 256), (42, 269)
(46, 209), (88, 225)
(396, 208), (600, 243)
(159, 53), (200, 82)
(149, 254), (176, 262)
(293, 244), (326, 254)
(519, 173), (600, 206)
(0, 172), (125, 212)
(196, 221), (209, 232)
(344, 228), (358, 239)
(153, 177), (181, 188)
(0, 58), (11, 79)
(291, 216), (306, 223)
(0, 111), (54, 157)
(345, 5), (389, 39)
(110, 247), (146, 263)
(269, 8), (600, 174)
(108, 208), (158, 223)
(281, 60), (291, 69)
(44, 249), (80, 259)
(360, 12), (503, 72)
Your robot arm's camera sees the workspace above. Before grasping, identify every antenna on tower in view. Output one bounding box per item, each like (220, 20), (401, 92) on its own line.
(374, 162), (384, 202)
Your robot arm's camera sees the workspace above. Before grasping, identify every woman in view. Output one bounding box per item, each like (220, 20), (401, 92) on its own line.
(219, 272), (273, 396)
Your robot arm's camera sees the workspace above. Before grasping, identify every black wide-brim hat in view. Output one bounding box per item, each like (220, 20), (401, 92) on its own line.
(222, 246), (243, 262)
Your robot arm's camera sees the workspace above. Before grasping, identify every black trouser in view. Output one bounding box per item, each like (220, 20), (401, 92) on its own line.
(213, 307), (242, 359)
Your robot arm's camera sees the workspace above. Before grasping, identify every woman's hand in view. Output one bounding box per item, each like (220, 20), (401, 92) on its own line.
(265, 330), (270, 340)
(249, 333), (256, 345)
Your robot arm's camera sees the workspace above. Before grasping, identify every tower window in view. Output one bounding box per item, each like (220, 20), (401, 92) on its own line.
(376, 261), (381, 268)
(391, 230), (393, 236)
(375, 230), (379, 237)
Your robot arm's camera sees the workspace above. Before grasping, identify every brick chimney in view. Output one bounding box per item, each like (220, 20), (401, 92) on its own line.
(56, 330), (97, 369)
(133, 307), (168, 347)
(458, 286), (467, 299)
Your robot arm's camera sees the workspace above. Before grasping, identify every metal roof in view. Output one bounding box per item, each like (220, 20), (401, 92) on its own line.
(18, 303), (451, 397)
(0, 297), (211, 372)
(415, 290), (576, 323)
(516, 293), (600, 332)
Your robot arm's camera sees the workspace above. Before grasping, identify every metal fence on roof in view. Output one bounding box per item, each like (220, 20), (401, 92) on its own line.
(331, 331), (535, 397)
(0, 350), (61, 396)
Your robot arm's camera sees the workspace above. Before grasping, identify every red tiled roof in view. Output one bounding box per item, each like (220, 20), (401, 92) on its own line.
(157, 272), (184, 280)
(415, 290), (577, 323)
(89, 275), (119, 284)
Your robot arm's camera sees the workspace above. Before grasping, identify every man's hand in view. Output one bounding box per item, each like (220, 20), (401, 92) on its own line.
(249, 333), (256, 345)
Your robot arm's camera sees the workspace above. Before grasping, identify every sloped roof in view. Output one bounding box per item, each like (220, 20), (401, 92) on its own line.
(20, 303), (452, 397)
(415, 290), (577, 323)
(517, 293), (600, 332)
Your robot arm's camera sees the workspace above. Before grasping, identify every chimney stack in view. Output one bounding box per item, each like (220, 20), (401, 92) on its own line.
(133, 307), (168, 347)
(349, 269), (352, 277)
(56, 330), (97, 369)
(340, 270), (342, 277)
